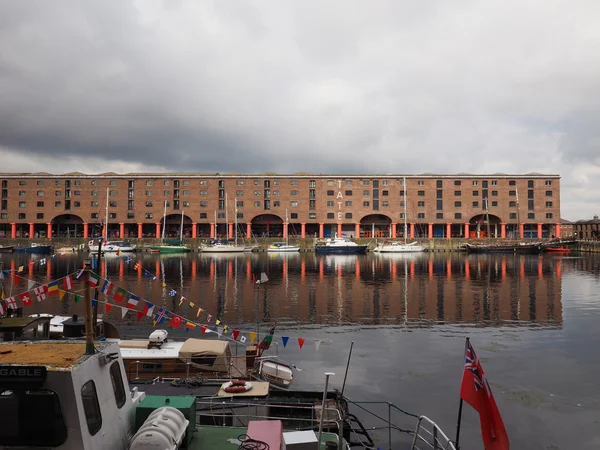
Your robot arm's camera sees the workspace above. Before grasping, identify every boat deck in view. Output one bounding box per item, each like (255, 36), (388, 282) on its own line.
(0, 341), (101, 371)
(188, 426), (343, 449)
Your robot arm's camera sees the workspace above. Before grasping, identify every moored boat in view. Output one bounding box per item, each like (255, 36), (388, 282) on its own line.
(463, 242), (543, 254)
(374, 240), (426, 253)
(198, 239), (246, 253)
(267, 242), (300, 252)
(14, 243), (53, 254)
(0, 244), (14, 253)
(88, 240), (137, 252)
(315, 236), (368, 254)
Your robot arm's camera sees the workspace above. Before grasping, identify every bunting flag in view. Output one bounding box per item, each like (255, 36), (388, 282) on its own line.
(13, 275), (21, 286)
(6, 296), (17, 309)
(188, 301), (195, 309)
(169, 315), (183, 329)
(249, 332), (257, 344)
(125, 257), (132, 264)
(105, 303), (113, 314)
(240, 335), (247, 343)
(40, 258), (47, 265)
(185, 322), (196, 332)
(121, 307), (128, 319)
(34, 286), (47, 302)
(58, 290), (66, 301)
(143, 302), (155, 317)
(126, 295), (140, 309)
(63, 275), (73, 290)
(282, 336), (289, 348)
(315, 339), (322, 351)
(137, 311), (144, 322)
(88, 272), (100, 287)
(207, 314), (212, 323)
(215, 319), (221, 326)
(113, 288), (126, 303)
(75, 268), (84, 280)
(74, 294), (82, 304)
(153, 308), (168, 325)
(297, 337), (305, 349)
(91, 299), (97, 307)
(232, 329), (240, 341)
(100, 280), (114, 295)
(28, 280), (36, 290)
(47, 280), (59, 297)
(168, 289), (176, 297)
(19, 292), (32, 307)
(201, 324), (208, 335)
(18, 266), (24, 273)
(196, 307), (203, 317)
(179, 296), (186, 306)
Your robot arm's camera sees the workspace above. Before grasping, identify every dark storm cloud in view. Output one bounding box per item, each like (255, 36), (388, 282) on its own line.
(1, 0), (600, 218)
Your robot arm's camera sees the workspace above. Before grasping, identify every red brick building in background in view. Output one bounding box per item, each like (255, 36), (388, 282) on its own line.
(0, 172), (561, 240)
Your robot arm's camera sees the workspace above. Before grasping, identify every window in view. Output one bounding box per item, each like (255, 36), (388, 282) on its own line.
(436, 200), (443, 210)
(183, 190), (189, 196)
(363, 190), (370, 196)
(109, 201), (117, 207)
(472, 180), (478, 186)
(290, 201), (298, 207)
(91, 213), (99, 219)
(545, 180), (552, 186)
(18, 213), (26, 219)
(509, 180), (516, 186)
(382, 190), (388, 196)
(34, 190), (43, 196)
(436, 190), (442, 199)
(545, 190), (553, 197)
(145, 213), (153, 219)
(454, 180), (461, 186)
(273, 180), (280, 186)
(55, 180), (61, 186)
(309, 199), (316, 210)
(399, 190), (405, 196)
(382, 201), (389, 207)
(200, 190), (208, 196)
(400, 212), (406, 219)
(236, 201), (244, 207)
(363, 201), (370, 207)
(473, 201), (479, 207)
(436, 180), (443, 188)
(436, 213), (443, 219)
(0, 213), (6, 219)
(472, 190), (479, 196)
(290, 212), (298, 219)
(200, 180), (207, 185)
(109, 362), (126, 409)
(91, 190), (98, 196)
(91, 201), (99, 208)
(37, 201), (44, 207)
(346, 180), (352, 186)
(373, 200), (379, 210)
(482, 180), (488, 188)
(164, 180), (171, 186)
(327, 180), (334, 186)
(546, 201), (553, 207)
(528, 180), (534, 188)
(491, 201), (498, 207)
(55, 191), (61, 196)
(200, 213), (207, 219)
(109, 180), (117, 186)
(418, 213), (425, 219)
(110, 190), (117, 197)
(327, 213), (334, 219)
(418, 201), (425, 207)
(345, 213), (353, 219)
(254, 201), (261, 207)
(491, 190), (498, 196)
(327, 190), (334, 196)
(454, 201), (461, 207)
(217, 213), (225, 219)
(37, 180), (44, 186)
(19, 201), (26, 207)
(18, 180), (27, 186)
(509, 190), (516, 196)
(237, 212), (244, 219)
(509, 213), (517, 219)
(163, 190), (170, 196)
(345, 190), (352, 196)
(74, 201), (80, 207)
(345, 201), (353, 207)
(491, 180), (497, 186)
(0, 389), (68, 446)
(291, 190), (298, 196)
(417, 190), (425, 196)
(455, 213), (462, 219)
(400, 201), (405, 207)
(309, 180), (316, 188)
(253, 190), (260, 196)
(109, 213), (117, 219)
(236, 190), (244, 196)
(528, 213), (535, 219)
(546, 213), (553, 219)
(309, 213), (317, 219)
(327, 201), (334, 207)
(509, 201), (516, 207)
(363, 180), (370, 186)
(264, 180), (270, 188)
(290, 180), (298, 186)
(273, 201), (280, 207)
(183, 180), (190, 186)
(74, 190), (81, 196)
(373, 180), (379, 188)
(528, 200), (534, 210)
(37, 213), (44, 219)
(81, 380), (102, 435)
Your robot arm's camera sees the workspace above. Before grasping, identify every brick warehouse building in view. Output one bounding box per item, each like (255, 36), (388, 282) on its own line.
(0, 172), (561, 240)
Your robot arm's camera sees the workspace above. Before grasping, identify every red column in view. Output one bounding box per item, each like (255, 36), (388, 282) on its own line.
(500, 223), (506, 238)
(83, 223), (89, 238)
(519, 223), (524, 238)
(319, 223), (324, 238)
(537, 223), (543, 239)
(29, 223), (34, 239)
(155, 223), (161, 238)
(137, 223), (143, 239)
(428, 223), (433, 238)
(192, 223), (197, 238)
(446, 223), (451, 238)
(301, 223), (306, 238)
(410, 223), (415, 239)
(464, 223), (469, 239)
(283, 222), (288, 239)
(246, 223), (252, 239)
(210, 222), (215, 238)
(337, 223), (342, 237)
(119, 223), (125, 238)
(228, 223), (233, 239)
(10, 223), (16, 239)
(555, 223), (561, 238)
(47, 223), (52, 239)
(355, 223), (360, 238)
(391, 223), (397, 238)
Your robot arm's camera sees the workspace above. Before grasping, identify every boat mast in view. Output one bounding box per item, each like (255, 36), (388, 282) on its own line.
(214, 210), (217, 238)
(516, 187), (521, 238)
(161, 200), (167, 242)
(104, 187), (109, 241)
(403, 177), (407, 244)
(286, 209), (289, 246)
(234, 197), (238, 246)
(225, 193), (229, 240)
(179, 209), (184, 242)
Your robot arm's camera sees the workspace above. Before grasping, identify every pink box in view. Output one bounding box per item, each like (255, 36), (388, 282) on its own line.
(247, 420), (283, 450)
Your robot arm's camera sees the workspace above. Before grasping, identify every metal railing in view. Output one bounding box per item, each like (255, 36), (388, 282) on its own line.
(410, 416), (457, 450)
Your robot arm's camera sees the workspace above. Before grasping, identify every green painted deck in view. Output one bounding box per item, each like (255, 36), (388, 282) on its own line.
(188, 426), (342, 449)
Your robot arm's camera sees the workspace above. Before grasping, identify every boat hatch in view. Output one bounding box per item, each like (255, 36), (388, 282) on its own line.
(178, 339), (231, 371)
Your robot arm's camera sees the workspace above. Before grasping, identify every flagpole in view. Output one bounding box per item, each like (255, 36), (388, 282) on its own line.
(455, 337), (469, 449)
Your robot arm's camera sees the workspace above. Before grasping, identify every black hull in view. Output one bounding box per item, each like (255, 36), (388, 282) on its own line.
(315, 246), (368, 254)
(14, 245), (53, 254)
(464, 243), (543, 254)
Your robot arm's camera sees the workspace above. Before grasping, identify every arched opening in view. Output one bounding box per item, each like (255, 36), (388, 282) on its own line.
(51, 214), (84, 238)
(251, 214), (283, 238)
(360, 214), (392, 238)
(468, 214), (502, 238)
(160, 213), (194, 238)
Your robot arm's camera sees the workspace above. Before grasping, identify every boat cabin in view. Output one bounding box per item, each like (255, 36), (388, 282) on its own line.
(0, 316), (51, 341)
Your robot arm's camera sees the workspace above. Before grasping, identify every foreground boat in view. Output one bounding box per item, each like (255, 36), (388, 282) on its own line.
(315, 236), (368, 254)
(463, 242), (544, 254)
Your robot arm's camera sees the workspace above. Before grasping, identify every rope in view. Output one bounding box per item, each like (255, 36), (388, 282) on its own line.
(170, 374), (206, 388)
(237, 434), (270, 450)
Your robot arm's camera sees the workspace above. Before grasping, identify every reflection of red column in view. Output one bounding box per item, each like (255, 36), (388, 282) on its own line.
(501, 258), (506, 279)
(210, 261), (215, 280)
(355, 223), (360, 238)
(138, 223), (143, 239)
(428, 223), (433, 238)
(29, 260), (33, 277)
(537, 223), (543, 239)
(192, 223), (197, 238)
(47, 259), (51, 278)
(283, 259), (287, 280)
(137, 263), (142, 280)
(246, 223), (252, 239)
(465, 260), (470, 279)
(119, 260), (124, 278)
(519, 223), (524, 238)
(10, 260), (15, 272)
(464, 223), (469, 239)
(83, 223), (89, 238)
(191, 259), (197, 280)
(10, 223), (16, 239)
(338, 264), (342, 278)
(229, 261), (233, 280)
(500, 223), (506, 238)
(301, 223), (306, 238)
(446, 260), (451, 280)
(29, 223), (34, 239)
(266, 222), (270, 234)
(283, 223), (288, 239)
(556, 260), (561, 278)
(410, 261), (415, 280)
(228, 223), (233, 239)
(392, 260), (397, 280)
(301, 259), (306, 282)
(47, 223), (53, 239)
(119, 223), (125, 238)
(101, 260), (106, 277)
(337, 223), (342, 237)
(410, 223), (415, 238)
(538, 257), (543, 280)
(319, 223), (324, 238)
(246, 260), (251, 279)
(319, 259), (324, 280)
(155, 260), (160, 279)
(446, 223), (451, 238)
(429, 260), (433, 279)
(210, 223), (215, 239)
(356, 259), (360, 280)
(155, 223), (161, 238)
(520, 257), (525, 278)
(391, 223), (397, 238)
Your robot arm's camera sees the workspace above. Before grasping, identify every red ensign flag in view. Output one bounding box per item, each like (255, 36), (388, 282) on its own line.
(460, 340), (509, 450)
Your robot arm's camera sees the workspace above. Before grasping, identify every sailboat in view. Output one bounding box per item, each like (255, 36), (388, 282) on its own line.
(375, 177), (425, 253)
(199, 194), (246, 253)
(149, 202), (190, 253)
(267, 209), (300, 252)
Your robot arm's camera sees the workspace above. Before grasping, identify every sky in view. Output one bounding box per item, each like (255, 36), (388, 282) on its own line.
(1, 0), (599, 221)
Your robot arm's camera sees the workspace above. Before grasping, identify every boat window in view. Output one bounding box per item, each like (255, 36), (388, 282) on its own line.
(0, 389), (68, 447)
(81, 380), (102, 436)
(109, 362), (126, 409)
(191, 355), (217, 366)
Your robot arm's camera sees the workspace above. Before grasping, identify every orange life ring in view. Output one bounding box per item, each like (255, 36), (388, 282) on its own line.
(222, 380), (253, 393)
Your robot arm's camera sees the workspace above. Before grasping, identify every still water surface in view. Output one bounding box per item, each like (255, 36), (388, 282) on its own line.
(1, 251), (599, 449)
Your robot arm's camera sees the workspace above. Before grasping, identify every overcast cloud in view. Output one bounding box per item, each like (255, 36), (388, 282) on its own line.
(1, 0), (599, 220)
